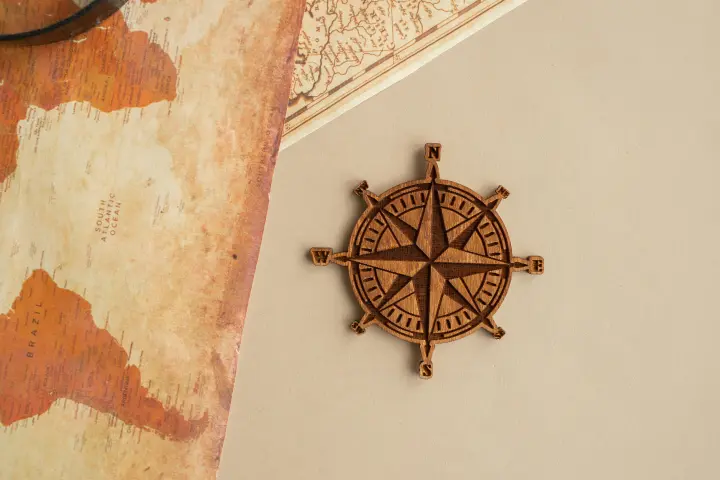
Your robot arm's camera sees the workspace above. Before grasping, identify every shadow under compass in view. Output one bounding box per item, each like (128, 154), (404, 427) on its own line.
(405, 342), (424, 378)
(304, 177), (367, 325)
(311, 167), (429, 378)
(413, 146), (428, 179)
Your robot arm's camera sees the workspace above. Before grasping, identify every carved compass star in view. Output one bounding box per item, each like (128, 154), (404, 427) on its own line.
(311, 144), (544, 379)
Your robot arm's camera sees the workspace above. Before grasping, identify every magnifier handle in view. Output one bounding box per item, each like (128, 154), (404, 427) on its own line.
(0, 0), (128, 46)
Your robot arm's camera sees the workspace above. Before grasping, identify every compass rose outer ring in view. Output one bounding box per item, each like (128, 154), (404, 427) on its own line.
(346, 176), (515, 345)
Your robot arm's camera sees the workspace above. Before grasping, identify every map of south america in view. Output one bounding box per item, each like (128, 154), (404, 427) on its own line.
(0, 0), (306, 475)
(0, 270), (208, 440)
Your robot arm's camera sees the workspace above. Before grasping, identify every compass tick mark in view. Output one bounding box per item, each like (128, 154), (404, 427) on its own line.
(310, 143), (544, 378)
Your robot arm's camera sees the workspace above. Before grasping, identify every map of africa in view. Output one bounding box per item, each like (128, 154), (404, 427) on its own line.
(282, 0), (527, 147)
(0, 0), (304, 478)
(0, 0), (176, 183)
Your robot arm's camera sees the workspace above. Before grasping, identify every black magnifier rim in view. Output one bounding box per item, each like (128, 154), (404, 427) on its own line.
(0, 0), (129, 46)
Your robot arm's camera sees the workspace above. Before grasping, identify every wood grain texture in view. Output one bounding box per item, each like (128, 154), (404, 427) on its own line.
(312, 143), (543, 379)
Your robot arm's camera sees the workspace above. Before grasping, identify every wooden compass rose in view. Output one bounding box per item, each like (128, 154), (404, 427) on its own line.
(311, 144), (544, 379)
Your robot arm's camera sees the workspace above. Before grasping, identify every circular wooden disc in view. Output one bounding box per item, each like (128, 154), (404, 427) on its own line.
(347, 176), (513, 345)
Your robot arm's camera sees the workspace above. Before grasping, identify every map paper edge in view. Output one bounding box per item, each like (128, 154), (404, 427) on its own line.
(280, 0), (528, 151)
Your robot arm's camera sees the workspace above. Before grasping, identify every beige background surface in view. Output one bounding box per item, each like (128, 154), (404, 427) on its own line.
(219, 0), (720, 478)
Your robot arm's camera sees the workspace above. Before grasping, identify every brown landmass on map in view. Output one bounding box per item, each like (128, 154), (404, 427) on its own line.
(0, 0), (177, 183)
(0, 269), (207, 440)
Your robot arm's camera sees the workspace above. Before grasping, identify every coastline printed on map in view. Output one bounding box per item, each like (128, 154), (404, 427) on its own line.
(0, 0), (304, 478)
(282, 0), (527, 149)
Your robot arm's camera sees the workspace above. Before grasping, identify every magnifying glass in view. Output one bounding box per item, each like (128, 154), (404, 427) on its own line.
(0, 0), (129, 46)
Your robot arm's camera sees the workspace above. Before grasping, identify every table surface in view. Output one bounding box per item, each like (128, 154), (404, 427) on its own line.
(219, 0), (720, 478)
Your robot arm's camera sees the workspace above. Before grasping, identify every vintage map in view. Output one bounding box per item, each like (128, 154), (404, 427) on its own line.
(0, 0), (303, 478)
(282, 0), (527, 147)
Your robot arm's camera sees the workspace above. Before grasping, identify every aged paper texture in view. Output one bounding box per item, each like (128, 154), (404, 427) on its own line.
(282, 0), (527, 148)
(0, 0), (304, 477)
